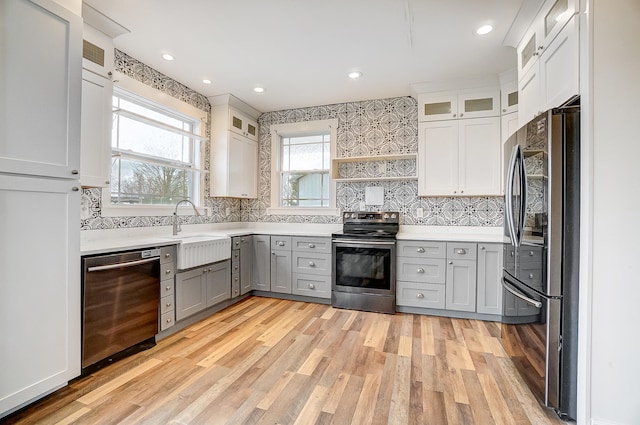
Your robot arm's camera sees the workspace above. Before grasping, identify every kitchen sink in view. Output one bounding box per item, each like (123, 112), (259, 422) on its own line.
(171, 235), (231, 270)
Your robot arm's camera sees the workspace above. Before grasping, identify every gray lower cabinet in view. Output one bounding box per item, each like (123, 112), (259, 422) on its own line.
(396, 241), (447, 309)
(176, 260), (230, 321)
(445, 242), (477, 312)
(232, 235), (253, 295)
(292, 273), (331, 298)
(504, 245), (542, 317)
(252, 235), (271, 291)
(159, 245), (176, 331)
(290, 236), (332, 299)
(271, 236), (292, 294)
(476, 243), (503, 315)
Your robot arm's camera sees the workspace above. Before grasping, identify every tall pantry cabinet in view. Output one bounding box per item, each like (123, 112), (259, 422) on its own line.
(0, 0), (82, 418)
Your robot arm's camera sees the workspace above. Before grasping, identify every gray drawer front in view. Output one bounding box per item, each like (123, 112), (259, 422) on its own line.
(161, 279), (175, 297)
(292, 252), (331, 275)
(232, 249), (240, 261)
(161, 264), (175, 281)
(520, 265), (543, 289)
(160, 246), (176, 265)
(232, 235), (251, 249)
(271, 236), (292, 250)
(396, 281), (445, 309)
(292, 273), (331, 299)
(519, 246), (543, 264)
(160, 311), (175, 331)
(160, 294), (174, 315)
(292, 236), (331, 253)
(232, 273), (240, 297)
(446, 242), (477, 260)
(397, 257), (446, 284)
(397, 241), (446, 258)
(231, 259), (240, 274)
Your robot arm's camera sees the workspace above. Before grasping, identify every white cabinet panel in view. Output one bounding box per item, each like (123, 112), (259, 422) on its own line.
(418, 121), (458, 196)
(226, 133), (258, 198)
(0, 0), (82, 179)
(0, 175), (80, 415)
(458, 117), (502, 196)
(540, 16), (579, 111)
(80, 70), (112, 187)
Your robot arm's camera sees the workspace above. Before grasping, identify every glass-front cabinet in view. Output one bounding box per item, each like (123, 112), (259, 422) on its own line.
(228, 108), (258, 141)
(418, 90), (500, 122)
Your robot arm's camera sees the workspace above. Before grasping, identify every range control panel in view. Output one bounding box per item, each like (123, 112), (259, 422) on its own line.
(342, 211), (399, 224)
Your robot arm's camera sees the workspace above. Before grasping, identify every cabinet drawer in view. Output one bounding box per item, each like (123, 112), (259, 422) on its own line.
(518, 246), (543, 264)
(232, 259), (240, 274)
(232, 249), (240, 261)
(292, 273), (331, 299)
(271, 236), (292, 250)
(292, 252), (331, 275)
(160, 246), (176, 265)
(161, 279), (175, 297)
(446, 243), (477, 260)
(396, 281), (445, 309)
(160, 311), (175, 331)
(161, 264), (175, 280)
(504, 245), (516, 265)
(232, 273), (240, 298)
(520, 265), (543, 289)
(291, 236), (331, 253)
(398, 240), (446, 258)
(232, 235), (251, 249)
(397, 257), (446, 284)
(160, 294), (174, 315)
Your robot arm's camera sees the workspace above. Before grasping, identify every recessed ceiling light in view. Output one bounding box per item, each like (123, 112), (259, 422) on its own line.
(476, 25), (493, 35)
(254, 87), (265, 93)
(202, 79), (212, 85)
(162, 53), (174, 61)
(348, 71), (363, 79)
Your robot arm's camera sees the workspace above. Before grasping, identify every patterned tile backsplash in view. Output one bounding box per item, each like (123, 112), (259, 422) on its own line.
(81, 52), (504, 230)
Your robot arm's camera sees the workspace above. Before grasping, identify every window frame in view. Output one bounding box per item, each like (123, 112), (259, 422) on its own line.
(267, 118), (338, 216)
(101, 73), (208, 217)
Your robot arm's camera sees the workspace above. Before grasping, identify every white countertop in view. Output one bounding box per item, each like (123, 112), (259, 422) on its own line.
(80, 222), (505, 255)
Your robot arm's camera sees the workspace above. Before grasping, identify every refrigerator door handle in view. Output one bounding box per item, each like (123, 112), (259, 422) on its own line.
(505, 146), (519, 246)
(502, 277), (542, 309)
(517, 146), (528, 247)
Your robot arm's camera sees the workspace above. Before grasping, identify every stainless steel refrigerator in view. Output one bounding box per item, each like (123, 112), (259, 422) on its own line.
(501, 101), (580, 421)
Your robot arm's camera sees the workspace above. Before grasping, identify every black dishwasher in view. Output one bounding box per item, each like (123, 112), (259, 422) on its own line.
(81, 249), (160, 371)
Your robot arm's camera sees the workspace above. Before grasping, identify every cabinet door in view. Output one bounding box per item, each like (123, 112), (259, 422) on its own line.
(501, 112), (519, 194)
(252, 235), (271, 291)
(0, 0), (82, 179)
(501, 81), (519, 115)
(0, 174), (80, 414)
(417, 93), (458, 122)
(418, 121), (458, 196)
(206, 261), (231, 307)
(239, 236), (253, 295)
(175, 267), (206, 320)
(539, 0), (577, 53)
(228, 133), (258, 198)
(80, 70), (112, 187)
(458, 91), (500, 119)
(540, 16), (579, 111)
(517, 26), (540, 78)
(229, 109), (258, 141)
(518, 64), (541, 126)
(445, 259), (477, 312)
(458, 117), (501, 196)
(476, 244), (504, 315)
(271, 250), (292, 294)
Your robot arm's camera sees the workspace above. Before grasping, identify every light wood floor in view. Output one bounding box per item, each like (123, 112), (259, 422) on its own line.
(4, 297), (568, 425)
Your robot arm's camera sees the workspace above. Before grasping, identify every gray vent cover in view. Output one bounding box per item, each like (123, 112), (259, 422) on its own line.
(83, 40), (105, 67)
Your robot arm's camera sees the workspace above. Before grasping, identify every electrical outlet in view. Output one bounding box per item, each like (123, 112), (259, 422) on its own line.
(225, 207), (230, 216)
(416, 207), (424, 218)
(359, 201), (365, 211)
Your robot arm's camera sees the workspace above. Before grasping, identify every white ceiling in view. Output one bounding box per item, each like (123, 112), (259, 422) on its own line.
(84, 0), (535, 113)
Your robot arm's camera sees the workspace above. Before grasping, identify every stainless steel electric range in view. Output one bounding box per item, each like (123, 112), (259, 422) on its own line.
(331, 211), (399, 314)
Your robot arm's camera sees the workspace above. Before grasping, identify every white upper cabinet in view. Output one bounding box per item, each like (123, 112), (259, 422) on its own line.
(209, 95), (260, 199)
(418, 90), (500, 122)
(500, 80), (519, 115)
(0, 0), (82, 179)
(517, 0), (579, 124)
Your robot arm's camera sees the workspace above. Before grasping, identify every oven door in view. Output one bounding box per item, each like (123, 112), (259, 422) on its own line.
(332, 239), (396, 295)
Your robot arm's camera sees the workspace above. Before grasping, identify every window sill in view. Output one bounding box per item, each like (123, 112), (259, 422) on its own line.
(101, 204), (205, 217)
(266, 207), (338, 216)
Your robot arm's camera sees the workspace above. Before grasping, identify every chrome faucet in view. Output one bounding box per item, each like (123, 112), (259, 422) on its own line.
(173, 199), (201, 236)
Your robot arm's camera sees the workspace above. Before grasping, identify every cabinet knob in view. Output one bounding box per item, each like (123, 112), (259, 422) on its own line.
(453, 191), (457, 194)
(480, 246), (485, 250)
(456, 249), (466, 255)
(166, 302), (172, 307)
(529, 251), (534, 256)
(72, 187), (79, 191)
(166, 318), (172, 323)
(105, 180), (110, 185)
(309, 243), (315, 248)
(538, 45), (544, 50)
(203, 269), (207, 273)
(278, 241), (285, 247)
(272, 251), (276, 255)
(309, 283), (315, 289)
(459, 113), (464, 117)
(234, 289), (239, 294)
(71, 169), (78, 175)
(165, 269), (171, 274)
(529, 273), (534, 279)
(417, 268), (424, 274)
(241, 238), (245, 242)
(448, 261), (453, 265)
(165, 286), (171, 291)
(453, 113), (457, 118)
(235, 241), (240, 246)
(416, 293), (424, 299)
(503, 109), (507, 113)
(208, 267), (213, 272)
(417, 247), (425, 253)
(460, 190), (464, 194)
(165, 253), (171, 258)
(308, 262), (316, 267)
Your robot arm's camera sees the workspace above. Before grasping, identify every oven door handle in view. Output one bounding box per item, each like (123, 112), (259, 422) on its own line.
(332, 239), (396, 246)
(87, 257), (160, 272)
(502, 277), (542, 309)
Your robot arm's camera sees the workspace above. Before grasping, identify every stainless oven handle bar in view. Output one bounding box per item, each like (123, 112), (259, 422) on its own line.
(87, 257), (160, 272)
(502, 278), (543, 309)
(332, 239), (396, 246)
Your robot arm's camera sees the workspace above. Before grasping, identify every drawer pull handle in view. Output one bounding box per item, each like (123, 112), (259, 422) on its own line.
(417, 247), (425, 253)
(278, 241), (285, 247)
(417, 293), (424, 299)
(529, 251), (534, 256)
(166, 318), (172, 323)
(417, 268), (424, 273)
(165, 286), (171, 291)
(166, 302), (172, 307)
(165, 269), (172, 274)
(309, 243), (315, 248)
(529, 273), (534, 279)
(456, 249), (466, 255)
(309, 283), (315, 289)
(165, 253), (171, 258)
(448, 261), (453, 265)
(308, 262), (316, 267)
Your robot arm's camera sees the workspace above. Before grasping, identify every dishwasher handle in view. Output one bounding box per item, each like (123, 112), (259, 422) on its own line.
(87, 256), (160, 272)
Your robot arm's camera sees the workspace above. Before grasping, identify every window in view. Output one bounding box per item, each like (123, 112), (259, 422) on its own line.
(109, 87), (205, 208)
(269, 119), (338, 215)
